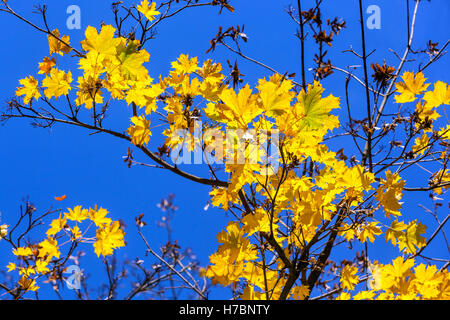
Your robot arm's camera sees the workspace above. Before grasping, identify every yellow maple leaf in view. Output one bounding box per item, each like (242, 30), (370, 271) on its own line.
(42, 68), (73, 99)
(35, 259), (50, 274)
(65, 205), (89, 223)
(385, 256), (415, 279)
(114, 39), (150, 80)
(81, 25), (120, 56)
(242, 208), (274, 236)
(88, 206), (112, 227)
(385, 219), (407, 246)
(75, 76), (104, 110)
(412, 133), (430, 157)
(46, 214), (68, 236)
(257, 79), (292, 115)
(412, 264), (441, 299)
(395, 71), (429, 103)
(127, 115), (152, 146)
(423, 81), (450, 108)
(198, 59), (224, 84)
(171, 54), (199, 75)
(48, 29), (71, 56)
(137, 0), (160, 22)
(415, 101), (440, 122)
(6, 262), (16, 272)
(291, 285), (310, 300)
(70, 225), (82, 241)
(240, 285), (265, 300)
(13, 246), (33, 257)
(93, 221), (125, 257)
(16, 76), (41, 104)
(340, 265), (359, 291)
(376, 170), (405, 218)
(217, 84), (262, 128)
(399, 220), (427, 255)
(38, 237), (61, 260)
(295, 81), (340, 130)
(353, 290), (376, 300)
(357, 221), (382, 243)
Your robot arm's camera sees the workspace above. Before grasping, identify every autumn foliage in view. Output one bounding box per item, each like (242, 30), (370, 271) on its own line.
(1, 0), (449, 300)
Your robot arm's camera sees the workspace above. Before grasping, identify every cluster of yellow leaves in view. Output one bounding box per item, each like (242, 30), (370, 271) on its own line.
(385, 219), (427, 255)
(395, 71), (449, 163)
(205, 220), (289, 300)
(430, 169), (450, 195)
(338, 258), (450, 300)
(12, 18), (449, 300)
(6, 204), (124, 293)
(375, 170), (405, 218)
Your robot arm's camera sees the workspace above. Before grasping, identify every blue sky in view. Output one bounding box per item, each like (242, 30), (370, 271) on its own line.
(0, 0), (449, 299)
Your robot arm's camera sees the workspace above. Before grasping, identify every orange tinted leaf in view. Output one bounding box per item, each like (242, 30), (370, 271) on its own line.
(55, 195), (67, 201)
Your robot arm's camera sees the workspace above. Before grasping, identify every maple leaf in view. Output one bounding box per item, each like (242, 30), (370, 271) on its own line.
(81, 25), (120, 56)
(340, 265), (359, 291)
(400, 220), (427, 254)
(210, 187), (233, 211)
(38, 57), (56, 75)
(127, 115), (152, 146)
(338, 223), (357, 241)
(35, 259), (50, 274)
(296, 81), (340, 129)
(46, 214), (68, 236)
(65, 206), (89, 223)
(6, 262), (16, 273)
(353, 290), (376, 300)
(386, 256), (415, 279)
(38, 237), (61, 260)
(75, 76), (104, 110)
(137, 0), (160, 22)
(395, 71), (429, 103)
(375, 170), (405, 218)
(70, 225), (82, 241)
(15, 76), (41, 104)
(423, 81), (450, 108)
(257, 79), (292, 115)
(115, 39), (150, 80)
(385, 219), (407, 246)
(291, 285), (310, 300)
(93, 221), (125, 257)
(198, 59), (224, 84)
(240, 285), (265, 300)
(412, 264), (441, 299)
(54, 195), (67, 201)
(18, 276), (39, 292)
(412, 133), (430, 157)
(171, 54), (200, 75)
(217, 84), (262, 128)
(13, 246), (33, 257)
(415, 101), (441, 122)
(42, 68), (73, 99)
(242, 208), (273, 236)
(88, 207), (112, 227)
(357, 222), (382, 243)
(48, 29), (71, 56)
